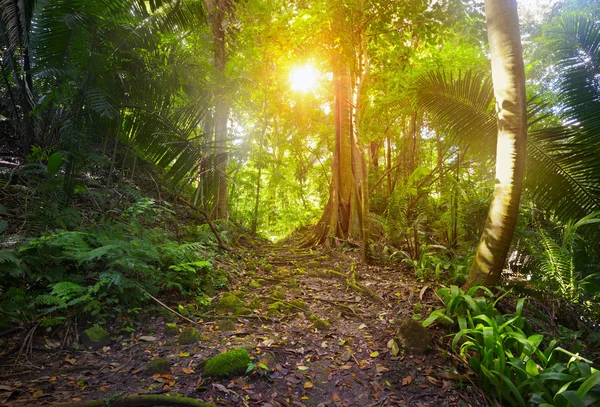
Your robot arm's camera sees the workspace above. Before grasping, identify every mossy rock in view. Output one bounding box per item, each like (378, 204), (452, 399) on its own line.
(199, 334), (211, 342)
(277, 268), (291, 278)
(215, 294), (245, 314)
(203, 349), (251, 377)
(399, 318), (431, 354)
(248, 297), (262, 310)
(234, 307), (252, 316)
(218, 320), (236, 331)
(262, 263), (273, 272)
(246, 262), (257, 271)
(143, 358), (170, 375)
(290, 299), (307, 311)
(233, 290), (246, 299)
(309, 314), (331, 331)
(82, 326), (111, 349)
(165, 323), (179, 336)
(249, 281), (261, 289)
(178, 327), (200, 345)
(268, 302), (284, 311)
(271, 287), (286, 300)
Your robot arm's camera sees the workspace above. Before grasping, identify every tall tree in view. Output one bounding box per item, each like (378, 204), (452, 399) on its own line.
(204, 0), (233, 219)
(302, 1), (370, 261)
(463, 0), (527, 288)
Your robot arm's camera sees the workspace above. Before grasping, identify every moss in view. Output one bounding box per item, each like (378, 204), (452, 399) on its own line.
(262, 263), (273, 272)
(309, 314), (330, 331)
(82, 326), (111, 349)
(267, 309), (281, 317)
(277, 268), (291, 278)
(247, 261), (257, 271)
(165, 323), (179, 336)
(234, 307), (252, 316)
(271, 287), (286, 300)
(249, 281), (261, 289)
(399, 318), (431, 354)
(199, 334), (211, 341)
(233, 290), (246, 299)
(215, 294), (245, 314)
(307, 260), (320, 268)
(268, 302), (284, 311)
(218, 320), (236, 331)
(203, 349), (251, 377)
(178, 327), (200, 345)
(248, 297), (262, 310)
(290, 299), (307, 311)
(143, 358), (170, 375)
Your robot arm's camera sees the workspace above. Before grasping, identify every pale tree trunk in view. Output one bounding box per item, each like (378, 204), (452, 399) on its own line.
(205, 0), (231, 219)
(463, 0), (526, 288)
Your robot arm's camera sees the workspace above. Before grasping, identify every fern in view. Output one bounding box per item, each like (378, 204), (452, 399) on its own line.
(34, 294), (66, 307)
(50, 281), (85, 301)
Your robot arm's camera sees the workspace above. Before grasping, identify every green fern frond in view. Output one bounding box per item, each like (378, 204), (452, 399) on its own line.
(50, 281), (85, 301)
(35, 294), (66, 307)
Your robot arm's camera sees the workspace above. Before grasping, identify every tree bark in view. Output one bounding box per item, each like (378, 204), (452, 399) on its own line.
(463, 0), (526, 288)
(205, 0), (231, 219)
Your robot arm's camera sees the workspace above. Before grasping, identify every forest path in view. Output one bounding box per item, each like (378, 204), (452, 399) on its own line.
(1, 243), (485, 407)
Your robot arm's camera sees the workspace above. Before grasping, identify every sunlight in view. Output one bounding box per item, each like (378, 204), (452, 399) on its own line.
(289, 64), (319, 92)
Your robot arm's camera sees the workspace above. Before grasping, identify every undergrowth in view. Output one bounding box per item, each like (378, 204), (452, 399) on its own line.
(425, 286), (600, 407)
(0, 196), (227, 331)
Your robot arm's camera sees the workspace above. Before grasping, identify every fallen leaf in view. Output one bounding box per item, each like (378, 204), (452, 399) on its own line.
(333, 393), (341, 402)
(402, 376), (413, 386)
(391, 340), (400, 356)
(64, 358), (76, 365)
(341, 350), (352, 362)
(303, 382), (313, 389)
(178, 351), (190, 358)
(358, 324), (367, 330)
(139, 336), (157, 342)
(32, 390), (44, 399)
(297, 366), (309, 371)
(182, 367), (194, 374)
(369, 351), (379, 358)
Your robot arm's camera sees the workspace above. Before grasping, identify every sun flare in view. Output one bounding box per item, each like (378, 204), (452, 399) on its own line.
(289, 64), (318, 92)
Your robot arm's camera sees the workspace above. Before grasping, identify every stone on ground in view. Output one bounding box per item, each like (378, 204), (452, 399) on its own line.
(203, 348), (251, 377)
(144, 358), (170, 375)
(215, 293), (245, 314)
(81, 326), (111, 349)
(178, 327), (201, 345)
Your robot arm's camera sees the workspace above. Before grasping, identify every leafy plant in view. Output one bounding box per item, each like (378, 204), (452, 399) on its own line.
(424, 285), (600, 406)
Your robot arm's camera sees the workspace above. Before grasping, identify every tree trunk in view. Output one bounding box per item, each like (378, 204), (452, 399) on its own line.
(205, 0), (231, 219)
(463, 0), (526, 288)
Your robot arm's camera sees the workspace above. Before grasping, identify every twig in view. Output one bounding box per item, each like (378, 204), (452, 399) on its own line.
(178, 197), (231, 253)
(136, 285), (201, 326)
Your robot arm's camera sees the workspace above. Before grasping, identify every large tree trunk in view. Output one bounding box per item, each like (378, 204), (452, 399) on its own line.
(463, 0), (526, 288)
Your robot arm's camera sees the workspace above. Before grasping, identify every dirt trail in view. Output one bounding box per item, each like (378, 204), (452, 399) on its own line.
(0, 244), (485, 407)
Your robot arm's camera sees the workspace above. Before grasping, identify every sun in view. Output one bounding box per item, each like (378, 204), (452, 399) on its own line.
(289, 64), (319, 92)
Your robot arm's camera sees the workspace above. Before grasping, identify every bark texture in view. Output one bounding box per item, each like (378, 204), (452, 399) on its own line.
(464, 0), (527, 288)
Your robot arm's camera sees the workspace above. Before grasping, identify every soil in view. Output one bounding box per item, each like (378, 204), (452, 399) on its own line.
(0, 242), (487, 407)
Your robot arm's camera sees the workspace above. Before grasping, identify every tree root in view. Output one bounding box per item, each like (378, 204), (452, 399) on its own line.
(37, 394), (217, 407)
(315, 269), (384, 304)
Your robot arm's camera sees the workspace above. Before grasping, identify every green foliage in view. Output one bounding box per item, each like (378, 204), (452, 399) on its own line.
(0, 195), (222, 329)
(424, 286), (600, 406)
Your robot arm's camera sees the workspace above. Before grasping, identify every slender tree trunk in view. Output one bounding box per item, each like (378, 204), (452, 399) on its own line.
(205, 0), (231, 219)
(463, 0), (527, 288)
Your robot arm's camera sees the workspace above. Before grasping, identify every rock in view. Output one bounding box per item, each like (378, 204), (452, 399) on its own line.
(234, 307), (252, 316)
(143, 358), (170, 375)
(165, 323), (179, 336)
(233, 290), (246, 299)
(399, 318), (431, 354)
(203, 348), (251, 377)
(218, 320), (236, 331)
(178, 327), (200, 345)
(81, 326), (111, 349)
(249, 281), (261, 289)
(215, 294), (245, 314)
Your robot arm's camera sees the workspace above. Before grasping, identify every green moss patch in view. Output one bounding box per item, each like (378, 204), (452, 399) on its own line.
(178, 327), (200, 345)
(82, 326), (111, 349)
(234, 307), (252, 316)
(215, 294), (245, 314)
(203, 349), (251, 377)
(309, 314), (331, 331)
(165, 323), (179, 336)
(217, 320), (236, 331)
(249, 281), (261, 289)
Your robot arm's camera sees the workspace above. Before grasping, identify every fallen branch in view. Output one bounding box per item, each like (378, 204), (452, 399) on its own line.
(37, 394), (217, 407)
